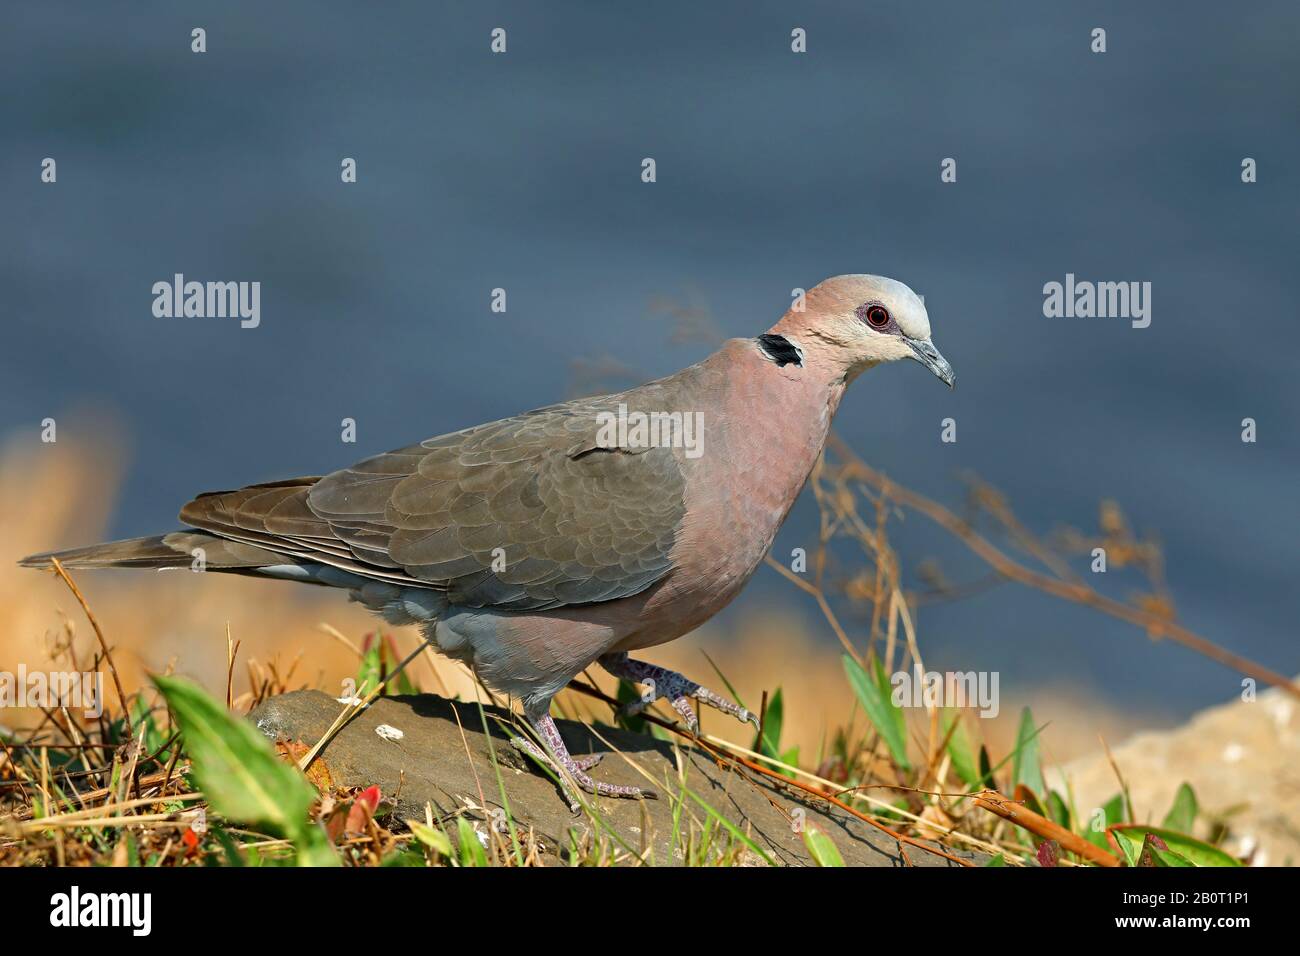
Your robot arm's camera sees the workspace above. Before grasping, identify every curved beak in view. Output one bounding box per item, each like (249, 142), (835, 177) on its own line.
(906, 337), (955, 389)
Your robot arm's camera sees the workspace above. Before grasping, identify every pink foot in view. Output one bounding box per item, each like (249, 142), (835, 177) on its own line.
(511, 706), (656, 812)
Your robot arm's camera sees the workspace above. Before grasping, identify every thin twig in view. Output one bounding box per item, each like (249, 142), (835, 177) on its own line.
(972, 789), (1120, 867)
(829, 435), (1300, 702)
(48, 558), (133, 741)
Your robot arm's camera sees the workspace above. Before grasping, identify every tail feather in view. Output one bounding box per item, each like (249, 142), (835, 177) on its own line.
(19, 532), (285, 571)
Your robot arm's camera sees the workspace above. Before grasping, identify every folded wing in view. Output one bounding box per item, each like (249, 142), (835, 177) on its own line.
(178, 402), (687, 611)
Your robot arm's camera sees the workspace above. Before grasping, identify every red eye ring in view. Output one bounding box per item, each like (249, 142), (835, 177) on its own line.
(865, 305), (890, 329)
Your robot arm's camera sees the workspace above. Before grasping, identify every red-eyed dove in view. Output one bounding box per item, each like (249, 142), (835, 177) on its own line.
(23, 274), (954, 808)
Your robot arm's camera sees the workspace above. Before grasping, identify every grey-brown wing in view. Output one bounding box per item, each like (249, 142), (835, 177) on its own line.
(179, 405), (687, 611)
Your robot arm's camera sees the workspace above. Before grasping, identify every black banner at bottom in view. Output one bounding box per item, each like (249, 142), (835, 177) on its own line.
(5, 864), (1275, 940)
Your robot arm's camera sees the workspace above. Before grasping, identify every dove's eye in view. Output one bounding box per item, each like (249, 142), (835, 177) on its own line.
(859, 304), (891, 329)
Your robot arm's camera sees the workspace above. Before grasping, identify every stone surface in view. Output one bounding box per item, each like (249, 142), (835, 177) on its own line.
(249, 689), (979, 867)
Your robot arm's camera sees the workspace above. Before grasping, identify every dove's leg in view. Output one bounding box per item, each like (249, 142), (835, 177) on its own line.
(599, 652), (760, 733)
(510, 696), (656, 812)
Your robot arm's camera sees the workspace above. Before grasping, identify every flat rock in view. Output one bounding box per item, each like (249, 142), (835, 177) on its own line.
(248, 690), (979, 867)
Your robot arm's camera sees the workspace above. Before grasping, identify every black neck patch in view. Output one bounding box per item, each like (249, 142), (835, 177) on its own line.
(757, 334), (802, 368)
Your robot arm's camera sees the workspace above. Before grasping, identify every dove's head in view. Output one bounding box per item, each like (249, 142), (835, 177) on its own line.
(768, 274), (954, 388)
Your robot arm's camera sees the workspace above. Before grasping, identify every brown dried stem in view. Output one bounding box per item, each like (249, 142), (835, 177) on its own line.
(828, 435), (1300, 703)
(972, 789), (1120, 867)
(48, 558), (133, 741)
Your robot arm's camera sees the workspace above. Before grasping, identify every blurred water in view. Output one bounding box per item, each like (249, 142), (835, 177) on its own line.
(2, 1), (1297, 719)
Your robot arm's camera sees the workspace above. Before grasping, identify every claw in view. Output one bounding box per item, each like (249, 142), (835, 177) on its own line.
(571, 752), (604, 772)
(670, 696), (700, 733)
(601, 653), (758, 734)
(513, 712), (656, 809)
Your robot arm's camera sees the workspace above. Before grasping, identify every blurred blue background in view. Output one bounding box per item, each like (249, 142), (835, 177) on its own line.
(3, 1), (1297, 719)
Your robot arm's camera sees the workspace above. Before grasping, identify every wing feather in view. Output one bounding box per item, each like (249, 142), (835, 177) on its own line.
(176, 399), (687, 611)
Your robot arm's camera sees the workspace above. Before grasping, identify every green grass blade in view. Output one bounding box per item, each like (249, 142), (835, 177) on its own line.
(678, 787), (776, 866)
(355, 642), (381, 698)
(456, 816), (489, 866)
(1084, 793), (1126, 850)
(802, 824), (845, 867)
(754, 686), (785, 759)
(151, 674), (337, 867)
(1010, 707), (1044, 795)
(941, 709), (979, 786)
(1137, 832), (1195, 867)
(1161, 782), (1199, 834)
(1109, 825), (1241, 868)
(1047, 790), (1072, 830)
(842, 654), (910, 771)
(407, 819), (454, 858)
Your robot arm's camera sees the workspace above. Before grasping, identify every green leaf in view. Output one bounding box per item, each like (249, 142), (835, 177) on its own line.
(151, 674), (337, 867)
(1137, 833), (1195, 867)
(1010, 707), (1044, 795)
(1047, 790), (1072, 830)
(456, 816), (489, 867)
(754, 687), (785, 759)
(842, 654), (910, 771)
(1110, 827), (1143, 867)
(1161, 782), (1199, 834)
(983, 852), (1006, 867)
(382, 634), (419, 696)
(751, 688), (799, 778)
(407, 819), (453, 857)
(942, 709), (979, 787)
(355, 642), (382, 698)
(802, 825), (845, 867)
(1108, 825), (1242, 868)
(1084, 793), (1126, 850)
